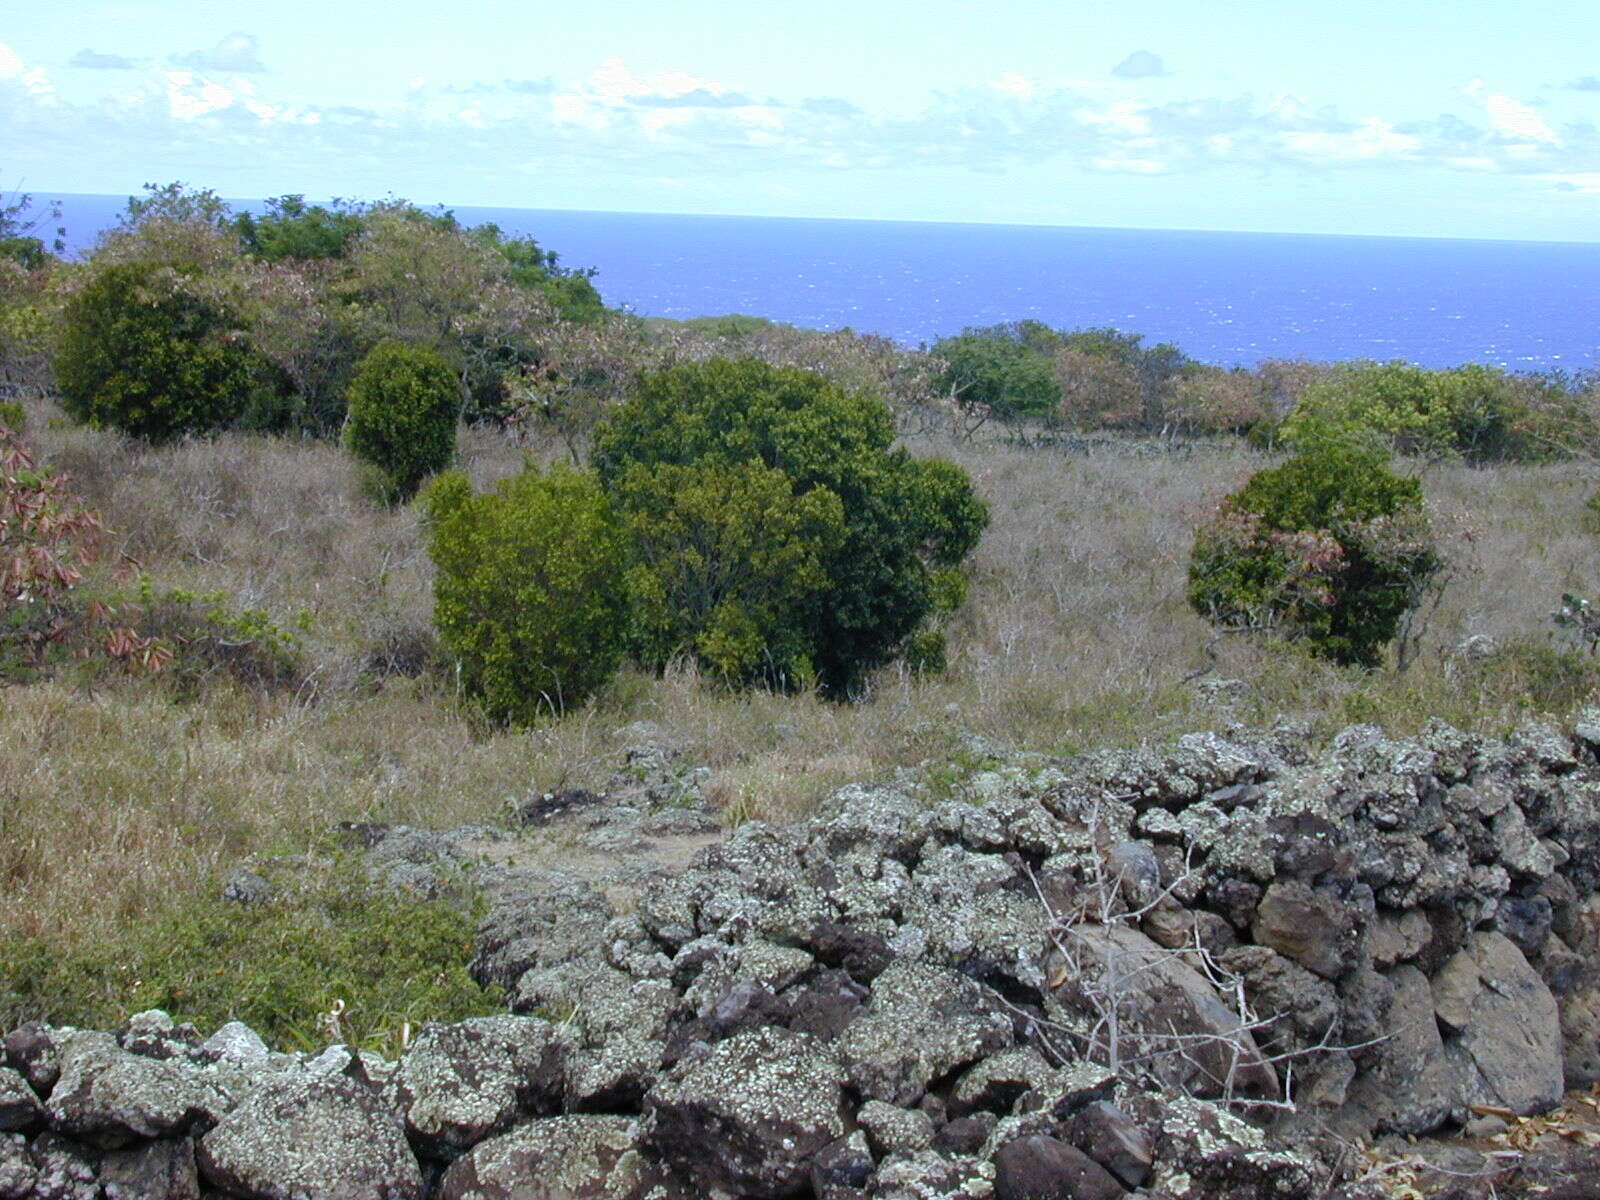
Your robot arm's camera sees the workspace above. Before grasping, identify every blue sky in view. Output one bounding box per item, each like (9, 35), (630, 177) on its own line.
(3, 0), (1599, 240)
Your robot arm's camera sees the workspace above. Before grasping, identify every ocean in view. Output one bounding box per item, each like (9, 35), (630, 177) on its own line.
(44, 193), (1600, 371)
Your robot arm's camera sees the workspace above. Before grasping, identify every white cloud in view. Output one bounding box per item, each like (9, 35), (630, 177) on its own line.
(1467, 80), (1560, 145)
(1546, 173), (1600, 193)
(0, 41), (54, 98)
(1280, 117), (1419, 162)
(173, 32), (265, 75)
(990, 72), (1035, 100)
(1080, 100), (1150, 136)
(164, 70), (236, 120)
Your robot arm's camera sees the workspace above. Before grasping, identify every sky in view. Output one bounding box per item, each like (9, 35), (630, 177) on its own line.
(3, 0), (1599, 241)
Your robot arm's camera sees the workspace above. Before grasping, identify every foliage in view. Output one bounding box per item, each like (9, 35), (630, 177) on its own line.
(131, 578), (304, 695)
(232, 194), (366, 262)
(930, 323), (1061, 424)
(422, 466), (630, 723)
(1279, 360), (1596, 462)
(593, 358), (987, 694)
(0, 861), (497, 1055)
(55, 261), (257, 441)
(1187, 445), (1443, 667)
(0, 426), (166, 678)
(0, 184), (64, 269)
(342, 341), (459, 502)
(614, 458), (845, 685)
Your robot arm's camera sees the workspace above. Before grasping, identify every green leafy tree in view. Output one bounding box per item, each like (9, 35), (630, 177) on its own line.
(56, 262), (255, 441)
(613, 458), (845, 685)
(1187, 445), (1442, 668)
(232, 195), (366, 262)
(422, 467), (629, 722)
(593, 358), (988, 694)
(931, 326), (1060, 424)
(342, 341), (459, 502)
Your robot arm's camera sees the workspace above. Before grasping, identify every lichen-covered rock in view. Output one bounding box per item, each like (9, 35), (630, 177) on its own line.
(197, 1072), (423, 1200)
(99, 1136), (202, 1200)
(117, 1010), (199, 1061)
(514, 963), (674, 1111)
(949, 1048), (1053, 1118)
(390, 1015), (564, 1155)
(438, 1115), (654, 1200)
(3, 1022), (64, 1098)
(1151, 1096), (1328, 1200)
(0, 1068), (41, 1133)
(838, 961), (1013, 1106)
(869, 1150), (995, 1200)
(0, 1134), (35, 1200)
(45, 1031), (228, 1149)
(1435, 931), (1564, 1117)
(858, 1100), (936, 1156)
(28, 1132), (102, 1200)
(644, 1026), (848, 1198)
(472, 878), (617, 988)
(196, 1021), (271, 1070)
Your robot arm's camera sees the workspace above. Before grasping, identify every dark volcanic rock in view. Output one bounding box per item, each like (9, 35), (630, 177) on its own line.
(1068, 1100), (1153, 1189)
(99, 1137), (202, 1200)
(993, 1135), (1124, 1200)
(438, 1115), (654, 1200)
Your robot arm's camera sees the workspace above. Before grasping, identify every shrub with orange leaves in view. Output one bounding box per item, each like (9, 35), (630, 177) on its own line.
(0, 422), (168, 676)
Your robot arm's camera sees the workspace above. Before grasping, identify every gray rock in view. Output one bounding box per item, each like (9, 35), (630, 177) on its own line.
(838, 960), (1013, 1105)
(0, 1067), (41, 1132)
(1151, 1096), (1327, 1200)
(514, 963), (673, 1111)
(1068, 1101), (1153, 1189)
(0, 1133), (35, 1200)
(1217, 944), (1339, 1057)
(1049, 924), (1278, 1102)
(438, 1115), (653, 1200)
(196, 1020), (271, 1069)
(993, 1135), (1123, 1200)
(1368, 910), (1432, 968)
(1495, 895), (1554, 957)
(936, 1114), (998, 1157)
(1344, 965), (1454, 1135)
(46, 1031), (227, 1148)
(644, 1026), (848, 1198)
(857, 1100), (935, 1156)
(811, 1131), (874, 1200)
(197, 1072), (423, 1200)
(100, 1137), (202, 1200)
(1435, 931), (1564, 1117)
(117, 1009), (197, 1060)
(223, 869), (274, 904)
(1251, 880), (1363, 979)
(391, 1015), (565, 1155)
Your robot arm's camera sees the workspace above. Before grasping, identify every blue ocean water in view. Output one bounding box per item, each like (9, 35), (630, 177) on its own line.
(45, 193), (1600, 370)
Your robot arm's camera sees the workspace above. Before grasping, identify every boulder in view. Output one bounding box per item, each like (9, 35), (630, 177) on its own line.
(950, 1047), (1054, 1118)
(197, 1072), (423, 1200)
(810, 1131), (874, 1200)
(196, 1021), (271, 1070)
(3, 1022), (63, 1097)
(1151, 1096), (1327, 1200)
(45, 1031), (228, 1148)
(870, 1151), (996, 1200)
(1435, 931), (1564, 1117)
(644, 1026), (848, 1198)
(1251, 880), (1363, 980)
(857, 1100), (935, 1156)
(438, 1115), (654, 1200)
(390, 1015), (564, 1156)
(25, 1132), (100, 1200)
(993, 1135), (1123, 1200)
(838, 960), (1013, 1105)
(1049, 924), (1277, 1102)
(1344, 965), (1455, 1135)
(1067, 1100), (1153, 1189)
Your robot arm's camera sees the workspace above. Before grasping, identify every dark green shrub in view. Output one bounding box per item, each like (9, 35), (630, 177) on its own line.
(1187, 445), (1442, 668)
(593, 358), (987, 694)
(56, 262), (255, 441)
(422, 466), (629, 723)
(342, 341), (459, 502)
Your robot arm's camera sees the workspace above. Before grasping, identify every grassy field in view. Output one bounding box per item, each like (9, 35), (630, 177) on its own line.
(3, 388), (1598, 1035)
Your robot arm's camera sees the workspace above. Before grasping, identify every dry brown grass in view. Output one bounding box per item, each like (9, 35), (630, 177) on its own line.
(4, 390), (1598, 962)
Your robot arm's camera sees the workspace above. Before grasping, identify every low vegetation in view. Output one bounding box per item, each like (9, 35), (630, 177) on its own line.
(2, 179), (1600, 1043)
